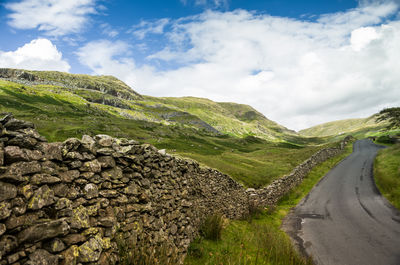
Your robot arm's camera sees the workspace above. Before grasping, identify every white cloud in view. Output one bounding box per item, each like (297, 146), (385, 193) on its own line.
(6, 0), (97, 36)
(76, 40), (154, 89)
(0, 38), (70, 71)
(78, 2), (400, 130)
(351, 27), (380, 51)
(180, 0), (228, 8)
(130, 19), (170, 40)
(100, 23), (119, 38)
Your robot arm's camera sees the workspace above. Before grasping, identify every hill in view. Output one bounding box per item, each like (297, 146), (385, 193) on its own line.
(0, 68), (331, 187)
(299, 115), (388, 138)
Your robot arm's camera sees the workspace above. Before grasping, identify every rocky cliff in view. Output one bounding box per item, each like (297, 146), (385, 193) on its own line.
(0, 114), (352, 264)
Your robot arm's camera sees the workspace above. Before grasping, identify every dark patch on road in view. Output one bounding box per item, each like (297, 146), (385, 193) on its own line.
(298, 213), (325, 220)
(355, 186), (377, 222)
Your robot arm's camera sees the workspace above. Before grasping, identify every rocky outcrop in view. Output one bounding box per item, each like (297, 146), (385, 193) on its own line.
(0, 114), (352, 264)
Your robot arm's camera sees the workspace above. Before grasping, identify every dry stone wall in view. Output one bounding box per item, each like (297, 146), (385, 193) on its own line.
(247, 136), (353, 207)
(0, 114), (352, 264)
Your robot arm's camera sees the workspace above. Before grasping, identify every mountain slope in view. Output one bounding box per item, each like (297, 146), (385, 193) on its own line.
(0, 68), (301, 142)
(0, 68), (333, 187)
(299, 116), (388, 137)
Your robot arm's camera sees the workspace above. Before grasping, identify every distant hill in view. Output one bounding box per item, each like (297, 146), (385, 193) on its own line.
(299, 115), (388, 137)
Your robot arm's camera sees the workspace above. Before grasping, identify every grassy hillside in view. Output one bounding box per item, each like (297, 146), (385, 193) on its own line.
(0, 69), (340, 187)
(299, 116), (388, 137)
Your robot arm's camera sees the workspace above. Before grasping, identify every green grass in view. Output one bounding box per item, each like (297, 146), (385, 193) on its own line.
(299, 116), (388, 137)
(184, 142), (354, 265)
(374, 144), (400, 210)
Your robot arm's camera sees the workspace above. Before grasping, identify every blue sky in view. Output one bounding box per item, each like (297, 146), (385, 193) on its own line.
(0, 0), (399, 130)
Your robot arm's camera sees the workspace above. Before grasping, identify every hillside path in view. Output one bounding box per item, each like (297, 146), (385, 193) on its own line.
(283, 139), (400, 265)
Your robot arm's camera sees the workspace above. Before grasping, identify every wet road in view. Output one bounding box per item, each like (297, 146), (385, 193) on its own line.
(283, 139), (400, 265)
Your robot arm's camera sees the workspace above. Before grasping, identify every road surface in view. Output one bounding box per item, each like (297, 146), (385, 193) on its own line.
(283, 139), (400, 265)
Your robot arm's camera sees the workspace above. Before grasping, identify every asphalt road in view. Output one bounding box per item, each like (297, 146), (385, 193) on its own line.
(283, 139), (400, 265)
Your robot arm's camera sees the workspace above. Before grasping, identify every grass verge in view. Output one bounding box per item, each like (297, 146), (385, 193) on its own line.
(374, 144), (400, 210)
(184, 142), (354, 265)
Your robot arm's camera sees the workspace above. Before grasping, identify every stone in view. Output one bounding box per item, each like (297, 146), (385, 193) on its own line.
(74, 178), (88, 185)
(26, 149), (44, 160)
(123, 184), (140, 195)
(28, 185), (55, 210)
(11, 161), (41, 175)
(82, 227), (99, 237)
(170, 224), (178, 235)
(101, 166), (123, 180)
(60, 245), (79, 265)
(8, 135), (38, 149)
(6, 212), (40, 230)
(62, 234), (86, 245)
(99, 190), (118, 198)
(62, 138), (81, 153)
(26, 249), (58, 265)
(0, 147), (4, 166)
(84, 183), (98, 199)
(64, 151), (83, 160)
(97, 156), (116, 168)
(40, 161), (59, 175)
(80, 159), (101, 173)
(82, 152), (95, 160)
(0, 235), (18, 258)
(66, 186), (79, 200)
(7, 252), (20, 263)
(96, 135), (113, 147)
(55, 198), (72, 210)
(39, 142), (63, 161)
(52, 183), (70, 198)
(4, 145), (28, 163)
(0, 224), (5, 236)
(19, 184), (33, 199)
(72, 197), (87, 208)
(80, 171), (95, 180)
(11, 197), (26, 215)
(0, 113), (13, 124)
(18, 219), (70, 243)
(0, 201), (11, 220)
(44, 238), (66, 253)
(68, 160), (82, 169)
(69, 205), (90, 229)
(58, 170), (79, 183)
(78, 234), (104, 262)
(4, 118), (34, 130)
(31, 174), (61, 184)
(87, 203), (100, 216)
(97, 216), (115, 227)
(0, 181), (17, 202)
(81, 135), (96, 154)
(140, 178), (151, 188)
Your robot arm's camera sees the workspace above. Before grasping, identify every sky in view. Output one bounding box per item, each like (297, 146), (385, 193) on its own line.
(0, 0), (399, 131)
